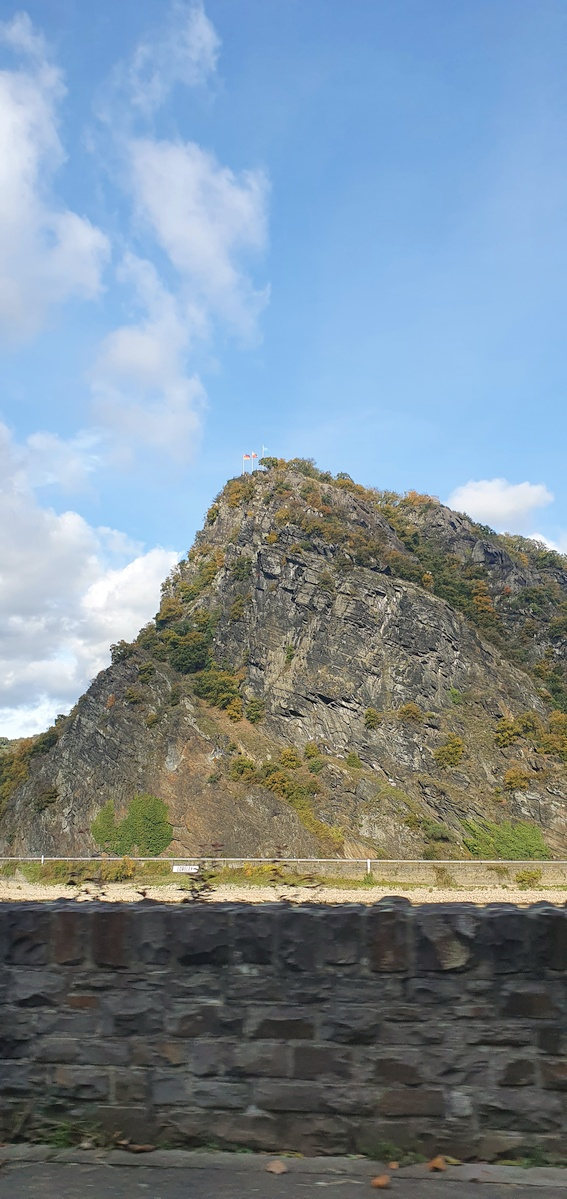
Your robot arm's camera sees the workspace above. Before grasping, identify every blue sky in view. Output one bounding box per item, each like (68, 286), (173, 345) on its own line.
(1, 0), (567, 734)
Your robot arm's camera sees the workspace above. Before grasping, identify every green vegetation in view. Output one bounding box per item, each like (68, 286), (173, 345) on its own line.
(494, 717), (521, 747)
(91, 793), (173, 856)
(515, 867), (543, 889)
(360, 1141), (427, 1169)
(173, 546), (225, 605)
(421, 817), (453, 843)
(193, 665), (241, 712)
(230, 557), (253, 580)
(225, 697), (244, 721)
(403, 809), (456, 858)
(307, 756), (325, 773)
(227, 755), (342, 853)
(230, 756), (257, 781)
(155, 596), (184, 627)
(279, 747), (302, 768)
(41, 1120), (108, 1149)
(169, 631), (210, 674)
(463, 819), (551, 860)
(433, 734), (464, 768)
(245, 698), (265, 724)
(224, 476), (256, 508)
(364, 707), (383, 729)
(229, 595), (247, 621)
(304, 741), (320, 759)
(284, 644), (295, 665)
(503, 765), (531, 791)
(0, 725), (61, 814)
(398, 702), (423, 723)
(494, 709), (567, 762)
(263, 769), (342, 852)
(29, 728), (59, 756)
(110, 639), (134, 663)
(346, 751), (362, 768)
(15, 858), (173, 887)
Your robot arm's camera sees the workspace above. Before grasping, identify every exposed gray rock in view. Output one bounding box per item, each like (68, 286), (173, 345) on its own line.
(1, 466), (566, 857)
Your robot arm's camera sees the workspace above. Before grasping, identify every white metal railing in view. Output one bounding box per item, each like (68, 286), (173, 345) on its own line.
(1, 856), (566, 868)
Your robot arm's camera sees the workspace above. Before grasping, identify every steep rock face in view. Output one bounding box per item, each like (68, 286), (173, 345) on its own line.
(2, 462), (567, 858)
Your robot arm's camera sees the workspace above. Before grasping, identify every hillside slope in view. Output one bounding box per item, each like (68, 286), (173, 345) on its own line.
(2, 459), (567, 859)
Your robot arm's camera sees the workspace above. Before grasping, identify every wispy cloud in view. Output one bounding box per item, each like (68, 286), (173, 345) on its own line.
(89, 0), (269, 461)
(0, 13), (109, 341)
(125, 0), (219, 115)
(530, 531), (567, 555)
(129, 138), (268, 337)
(448, 477), (554, 533)
(91, 253), (206, 462)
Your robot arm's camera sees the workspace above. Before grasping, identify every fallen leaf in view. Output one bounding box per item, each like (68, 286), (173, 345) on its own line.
(387, 1162), (399, 1170)
(370, 1175), (391, 1189)
(266, 1160), (288, 1175)
(428, 1155), (447, 1172)
(127, 1144), (156, 1154)
(445, 1156), (461, 1166)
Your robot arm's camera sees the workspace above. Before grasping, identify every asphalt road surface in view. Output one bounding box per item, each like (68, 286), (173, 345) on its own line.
(2, 1160), (567, 1199)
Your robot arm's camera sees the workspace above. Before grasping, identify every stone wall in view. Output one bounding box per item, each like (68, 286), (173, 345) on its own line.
(1, 899), (566, 1159)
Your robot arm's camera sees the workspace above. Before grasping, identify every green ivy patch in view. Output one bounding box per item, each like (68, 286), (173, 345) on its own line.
(91, 793), (173, 856)
(463, 819), (551, 861)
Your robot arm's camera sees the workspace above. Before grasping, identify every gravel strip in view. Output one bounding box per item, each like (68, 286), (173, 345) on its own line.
(1, 879), (565, 904)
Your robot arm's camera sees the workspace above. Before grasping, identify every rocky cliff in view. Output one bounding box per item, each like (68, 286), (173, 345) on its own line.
(2, 459), (567, 859)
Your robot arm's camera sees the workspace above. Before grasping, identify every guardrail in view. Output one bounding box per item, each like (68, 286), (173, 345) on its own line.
(2, 856), (567, 885)
(3, 857), (566, 863)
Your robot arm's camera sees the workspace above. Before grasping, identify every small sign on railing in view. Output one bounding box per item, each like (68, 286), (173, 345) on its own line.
(172, 864), (199, 874)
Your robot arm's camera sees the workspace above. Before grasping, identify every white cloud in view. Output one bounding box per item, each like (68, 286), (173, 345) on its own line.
(91, 253), (206, 461)
(0, 423), (178, 736)
(86, 2), (269, 462)
(448, 477), (554, 533)
(126, 0), (219, 115)
(129, 139), (269, 336)
(530, 532), (567, 555)
(23, 429), (102, 491)
(0, 13), (109, 340)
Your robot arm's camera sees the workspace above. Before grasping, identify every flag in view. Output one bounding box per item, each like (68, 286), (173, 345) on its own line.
(243, 454), (251, 460)
(251, 452), (257, 459)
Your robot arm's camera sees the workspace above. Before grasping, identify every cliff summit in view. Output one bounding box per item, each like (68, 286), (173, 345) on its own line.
(2, 457), (567, 860)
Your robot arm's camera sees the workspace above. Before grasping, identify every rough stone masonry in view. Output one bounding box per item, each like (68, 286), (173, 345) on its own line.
(0, 898), (566, 1159)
